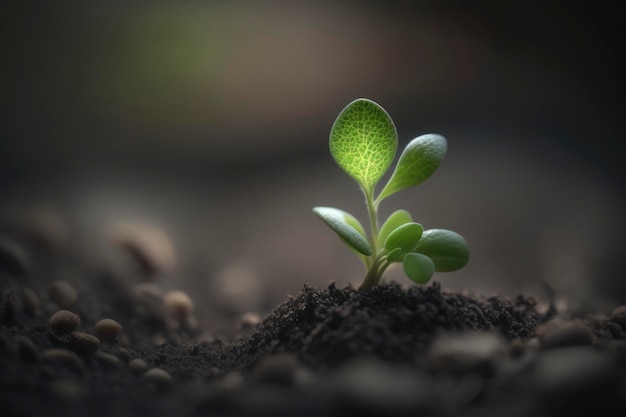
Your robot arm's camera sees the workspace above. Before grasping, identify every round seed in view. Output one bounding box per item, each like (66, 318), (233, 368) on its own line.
(67, 331), (100, 356)
(129, 358), (149, 374)
(163, 290), (194, 319)
(49, 310), (80, 334)
(48, 280), (77, 309)
(94, 318), (122, 339)
(143, 367), (172, 387)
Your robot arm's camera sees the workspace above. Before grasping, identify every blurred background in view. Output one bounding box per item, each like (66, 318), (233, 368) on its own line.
(1, 1), (624, 322)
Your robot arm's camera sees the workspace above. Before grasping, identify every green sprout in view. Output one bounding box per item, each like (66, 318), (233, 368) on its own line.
(313, 98), (469, 290)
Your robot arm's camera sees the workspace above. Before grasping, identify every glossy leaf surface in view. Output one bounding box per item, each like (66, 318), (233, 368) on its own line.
(403, 253), (435, 284)
(312, 207), (372, 256)
(377, 134), (447, 202)
(414, 229), (469, 272)
(384, 222), (423, 253)
(378, 209), (412, 248)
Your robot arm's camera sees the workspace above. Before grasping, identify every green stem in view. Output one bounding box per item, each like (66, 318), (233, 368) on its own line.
(360, 188), (382, 290)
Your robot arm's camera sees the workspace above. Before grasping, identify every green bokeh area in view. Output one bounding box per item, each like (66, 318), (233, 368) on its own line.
(329, 99), (397, 192)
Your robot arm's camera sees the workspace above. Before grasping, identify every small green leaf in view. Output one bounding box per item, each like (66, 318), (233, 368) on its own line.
(329, 98), (397, 192)
(414, 229), (469, 272)
(386, 247), (403, 263)
(384, 222), (423, 253)
(377, 134), (447, 202)
(378, 209), (412, 247)
(312, 207), (372, 256)
(403, 253), (435, 284)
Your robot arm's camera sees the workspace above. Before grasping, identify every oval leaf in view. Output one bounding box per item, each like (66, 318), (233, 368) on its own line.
(378, 209), (412, 247)
(329, 98), (397, 192)
(384, 222), (423, 253)
(377, 134), (447, 202)
(403, 253), (434, 284)
(312, 207), (372, 256)
(414, 229), (469, 272)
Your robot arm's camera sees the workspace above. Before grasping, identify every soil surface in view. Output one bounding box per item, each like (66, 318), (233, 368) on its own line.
(1, 235), (626, 417)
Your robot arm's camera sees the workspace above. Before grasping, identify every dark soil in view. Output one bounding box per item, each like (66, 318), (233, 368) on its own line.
(1, 239), (626, 417)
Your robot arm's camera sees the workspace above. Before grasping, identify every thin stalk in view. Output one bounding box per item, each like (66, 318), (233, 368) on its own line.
(360, 188), (382, 290)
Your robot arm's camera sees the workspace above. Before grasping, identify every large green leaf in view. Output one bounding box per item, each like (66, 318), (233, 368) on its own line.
(413, 229), (469, 272)
(312, 207), (372, 256)
(377, 134), (447, 202)
(403, 252), (435, 284)
(378, 209), (412, 248)
(329, 98), (397, 193)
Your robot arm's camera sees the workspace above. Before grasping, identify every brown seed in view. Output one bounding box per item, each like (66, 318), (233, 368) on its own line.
(67, 331), (100, 356)
(49, 310), (80, 334)
(94, 318), (122, 339)
(48, 280), (77, 309)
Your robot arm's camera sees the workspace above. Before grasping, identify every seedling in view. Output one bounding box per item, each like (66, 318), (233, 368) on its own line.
(313, 98), (469, 290)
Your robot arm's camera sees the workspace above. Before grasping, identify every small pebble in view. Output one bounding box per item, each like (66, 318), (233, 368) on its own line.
(0, 236), (29, 277)
(67, 331), (100, 356)
(539, 321), (593, 350)
(2, 289), (18, 325)
(94, 318), (122, 339)
(129, 358), (149, 374)
(42, 348), (85, 373)
(22, 287), (40, 317)
(49, 310), (81, 334)
(610, 305), (626, 330)
(143, 367), (172, 387)
(163, 290), (194, 319)
(94, 351), (121, 366)
(48, 280), (77, 309)
(14, 335), (41, 363)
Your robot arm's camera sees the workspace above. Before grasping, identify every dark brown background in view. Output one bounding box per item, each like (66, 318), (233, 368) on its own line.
(2, 1), (624, 319)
